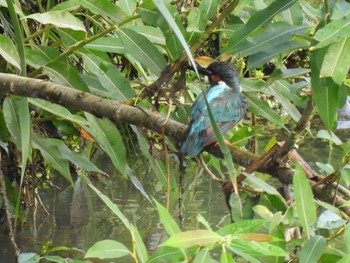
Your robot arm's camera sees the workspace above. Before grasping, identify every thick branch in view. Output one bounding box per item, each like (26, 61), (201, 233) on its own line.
(1, 73), (349, 215)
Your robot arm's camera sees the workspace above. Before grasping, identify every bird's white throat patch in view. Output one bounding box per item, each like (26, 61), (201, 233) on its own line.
(218, 80), (229, 88)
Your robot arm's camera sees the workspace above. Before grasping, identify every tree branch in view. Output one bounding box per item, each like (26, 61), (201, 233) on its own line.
(1, 73), (350, 215)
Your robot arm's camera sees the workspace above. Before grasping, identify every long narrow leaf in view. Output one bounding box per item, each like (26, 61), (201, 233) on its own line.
(152, 0), (198, 76)
(86, 180), (148, 262)
(83, 114), (126, 176)
(245, 92), (287, 129)
(0, 35), (20, 70)
(117, 28), (166, 76)
(225, 0), (298, 53)
(6, 0), (25, 74)
(18, 98), (31, 179)
(299, 235), (326, 263)
(320, 37), (350, 85)
(293, 162), (317, 239)
(154, 199), (181, 236)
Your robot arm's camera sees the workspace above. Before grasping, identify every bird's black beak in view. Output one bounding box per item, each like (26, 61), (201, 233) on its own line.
(186, 64), (212, 76)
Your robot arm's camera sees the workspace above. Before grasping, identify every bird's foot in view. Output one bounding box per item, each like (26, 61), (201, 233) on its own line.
(214, 139), (232, 147)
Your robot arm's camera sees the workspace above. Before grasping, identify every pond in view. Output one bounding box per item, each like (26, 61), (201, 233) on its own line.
(1, 125), (350, 262)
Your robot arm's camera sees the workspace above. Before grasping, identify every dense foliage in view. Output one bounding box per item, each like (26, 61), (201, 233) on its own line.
(1, 0), (350, 262)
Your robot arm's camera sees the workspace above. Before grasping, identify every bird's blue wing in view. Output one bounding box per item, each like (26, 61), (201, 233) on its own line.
(180, 83), (247, 157)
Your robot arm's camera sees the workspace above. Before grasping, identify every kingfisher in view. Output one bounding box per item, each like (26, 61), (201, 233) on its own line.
(179, 61), (247, 157)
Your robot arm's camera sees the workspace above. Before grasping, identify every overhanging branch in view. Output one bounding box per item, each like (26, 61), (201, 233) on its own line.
(1, 73), (350, 215)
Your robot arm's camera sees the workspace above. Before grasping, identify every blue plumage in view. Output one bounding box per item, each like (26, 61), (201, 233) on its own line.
(180, 62), (247, 157)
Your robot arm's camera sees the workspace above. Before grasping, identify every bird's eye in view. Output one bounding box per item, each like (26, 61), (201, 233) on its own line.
(211, 74), (221, 83)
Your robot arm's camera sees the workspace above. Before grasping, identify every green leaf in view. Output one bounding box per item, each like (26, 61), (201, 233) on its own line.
(152, 0), (199, 75)
(43, 62), (89, 92)
(119, 0), (137, 15)
(187, 8), (207, 32)
(154, 199), (181, 236)
(230, 22), (309, 56)
(42, 255), (66, 263)
(148, 247), (183, 263)
(85, 240), (130, 259)
(244, 173), (285, 198)
(331, 1), (350, 20)
(0, 34), (20, 69)
(33, 134), (106, 177)
(32, 134), (72, 184)
(220, 251), (236, 263)
(194, 249), (212, 263)
(18, 98), (31, 179)
(230, 239), (288, 257)
(127, 25), (166, 45)
(314, 15), (350, 49)
(268, 82), (301, 122)
(293, 162), (317, 239)
(26, 11), (86, 32)
(345, 223), (350, 253)
(299, 235), (326, 263)
(312, 77), (339, 131)
(161, 230), (222, 248)
(81, 0), (127, 23)
(117, 28), (166, 75)
(86, 37), (124, 53)
(311, 47), (339, 131)
(25, 46), (62, 68)
(245, 92), (286, 129)
(316, 130), (342, 145)
(217, 220), (267, 236)
(82, 53), (135, 100)
(247, 40), (309, 68)
(3, 97), (22, 148)
(320, 37), (350, 85)
(125, 165), (152, 204)
(269, 68), (311, 81)
(225, 0), (299, 53)
(199, 0), (218, 20)
(83, 114), (126, 175)
(317, 210), (346, 230)
(28, 99), (88, 126)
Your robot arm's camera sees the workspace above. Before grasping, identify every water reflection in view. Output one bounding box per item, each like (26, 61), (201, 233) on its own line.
(4, 125), (350, 262)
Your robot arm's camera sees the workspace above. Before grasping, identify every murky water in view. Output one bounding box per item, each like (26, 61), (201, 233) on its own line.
(1, 126), (350, 262)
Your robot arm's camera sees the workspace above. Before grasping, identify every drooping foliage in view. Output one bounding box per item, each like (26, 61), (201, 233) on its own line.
(1, 0), (350, 262)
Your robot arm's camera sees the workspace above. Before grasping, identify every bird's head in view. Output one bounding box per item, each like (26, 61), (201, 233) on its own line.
(205, 62), (240, 91)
